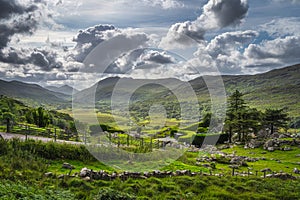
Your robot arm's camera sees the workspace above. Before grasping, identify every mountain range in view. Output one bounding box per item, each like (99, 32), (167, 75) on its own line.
(0, 64), (299, 117)
(46, 85), (78, 95)
(0, 79), (70, 107)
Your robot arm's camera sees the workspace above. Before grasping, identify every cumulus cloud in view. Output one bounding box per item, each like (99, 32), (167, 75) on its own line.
(187, 30), (300, 75)
(30, 51), (50, 67)
(72, 25), (117, 62)
(189, 30), (258, 74)
(105, 49), (177, 74)
(160, 0), (249, 49)
(72, 25), (150, 63)
(205, 30), (258, 57)
(141, 50), (175, 64)
(0, 0), (44, 50)
(0, 0), (65, 72)
(244, 36), (300, 66)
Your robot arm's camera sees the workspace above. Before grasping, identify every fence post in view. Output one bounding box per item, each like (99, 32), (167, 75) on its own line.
(25, 125), (28, 141)
(127, 134), (129, 146)
(54, 128), (57, 142)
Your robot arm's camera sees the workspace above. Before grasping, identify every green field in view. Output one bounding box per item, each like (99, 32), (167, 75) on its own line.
(0, 139), (300, 199)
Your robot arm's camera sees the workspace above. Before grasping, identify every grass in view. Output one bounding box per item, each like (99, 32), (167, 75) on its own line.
(221, 145), (300, 173)
(1, 139), (300, 199)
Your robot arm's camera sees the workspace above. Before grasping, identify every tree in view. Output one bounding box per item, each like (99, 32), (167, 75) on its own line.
(225, 90), (247, 142)
(26, 107), (51, 128)
(2, 112), (14, 133)
(239, 108), (262, 141)
(225, 90), (261, 142)
(263, 108), (289, 135)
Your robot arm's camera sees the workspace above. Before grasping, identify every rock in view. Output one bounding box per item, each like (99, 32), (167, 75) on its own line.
(229, 165), (239, 169)
(264, 139), (274, 149)
(293, 168), (300, 174)
(245, 140), (264, 149)
(279, 134), (287, 139)
(44, 172), (53, 177)
(271, 133), (280, 139)
(245, 157), (259, 162)
(272, 173), (296, 180)
(58, 174), (65, 179)
(62, 163), (75, 169)
(202, 164), (210, 168)
(267, 147), (275, 152)
(80, 167), (91, 177)
(282, 147), (292, 151)
(83, 176), (91, 181)
(261, 168), (272, 173)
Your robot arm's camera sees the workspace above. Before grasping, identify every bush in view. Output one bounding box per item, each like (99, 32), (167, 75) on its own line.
(192, 134), (229, 147)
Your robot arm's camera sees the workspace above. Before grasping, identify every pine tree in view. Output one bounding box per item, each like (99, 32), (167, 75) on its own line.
(263, 109), (289, 134)
(225, 90), (261, 142)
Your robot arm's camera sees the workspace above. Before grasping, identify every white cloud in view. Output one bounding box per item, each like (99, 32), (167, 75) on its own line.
(244, 36), (300, 67)
(188, 31), (300, 75)
(260, 17), (300, 37)
(189, 30), (258, 74)
(159, 0), (249, 49)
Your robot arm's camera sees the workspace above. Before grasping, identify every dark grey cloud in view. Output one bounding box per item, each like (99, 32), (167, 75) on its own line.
(203, 0), (249, 28)
(73, 25), (116, 62)
(0, 0), (38, 19)
(0, 0), (42, 50)
(0, 47), (63, 71)
(32, 49), (63, 71)
(160, 0), (249, 49)
(0, 0), (55, 71)
(30, 51), (49, 67)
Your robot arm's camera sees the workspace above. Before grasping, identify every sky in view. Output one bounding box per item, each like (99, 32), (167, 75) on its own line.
(0, 0), (300, 89)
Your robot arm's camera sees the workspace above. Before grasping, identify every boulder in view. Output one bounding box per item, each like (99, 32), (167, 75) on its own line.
(282, 147), (292, 151)
(267, 147), (275, 152)
(261, 168), (272, 173)
(83, 176), (91, 181)
(293, 168), (300, 174)
(264, 139), (275, 149)
(272, 173), (296, 180)
(62, 163), (75, 169)
(245, 140), (264, 149)
(80, 167), (91, 177)
(44, 172), (53, 177)
(270, 133), (280, 139)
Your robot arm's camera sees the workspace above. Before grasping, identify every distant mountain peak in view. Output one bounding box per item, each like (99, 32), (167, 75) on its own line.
(46, 84), (78, 95)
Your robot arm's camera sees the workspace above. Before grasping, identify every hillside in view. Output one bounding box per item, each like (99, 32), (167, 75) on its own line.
(46, 85), (78, 95)
(0, 79), (69, 107)
(76, 64), (300, 118)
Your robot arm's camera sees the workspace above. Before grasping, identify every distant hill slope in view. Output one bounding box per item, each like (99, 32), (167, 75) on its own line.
(46, 85), (78, 95)
(0, 79), (69, 106)
(2, 64), (299, 117)
(76, 64), (300, 117)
